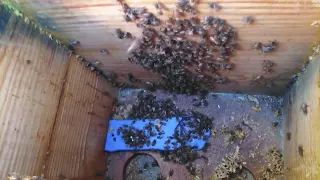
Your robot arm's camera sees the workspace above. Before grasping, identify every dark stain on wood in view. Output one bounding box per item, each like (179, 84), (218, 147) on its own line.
(0, 5), (12, 35)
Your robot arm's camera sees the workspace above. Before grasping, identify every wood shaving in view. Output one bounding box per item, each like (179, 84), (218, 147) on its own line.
(311, 20), (320, 27)
(309, 45), (320, 61)
(248, 95), (259, 107)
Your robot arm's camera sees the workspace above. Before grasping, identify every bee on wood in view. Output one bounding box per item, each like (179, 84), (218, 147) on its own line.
(123, 14), (131, 22)
(84, 61), (91, 67)
(242, 16), (254, 24)
(121, 3), (129, 13)
(76, 55), (84, 62)
(301, 103), (308, 115)
(68, 50), (73, 57)
(154, 1), (163, 15)
(298, 145), (304, 157)
(209, 2), (221, 11)
(286, 132), (291, 140)
(68, 40), (79, 46)
(90, 66), (96, 71)
(115, 28), (124, 39)
(100, 48), (108, 55)
(123, 32), (132, 39)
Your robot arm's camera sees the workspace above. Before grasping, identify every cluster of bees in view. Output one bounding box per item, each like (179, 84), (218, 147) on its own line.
(114, 0), (237, 94)
(114, 92), (213, 174)
(68, 0), (279, 95)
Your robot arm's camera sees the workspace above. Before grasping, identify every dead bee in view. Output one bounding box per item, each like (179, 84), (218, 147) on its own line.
(286, 132), (291, 140)
(298, 145), (304, 157)
(260, 40), (277, 53)
(154, 1), (163, 15)
(242, 16), (254, 24)
(100, 48), (108, 55)
(169, 169), (174, 176)
(252, 42), (261, 50)
(262, 60), (274, 73)
(115, 28), (124, 39)
(301, 103), (308, 115)
(68, 40), (79, 46)
(209, 2), (221, 11)
(76, 54), (84, 61)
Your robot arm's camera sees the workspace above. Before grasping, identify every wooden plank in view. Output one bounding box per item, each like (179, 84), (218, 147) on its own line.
(0, 6), (70, 179)
(9, 0), (320, 95)
(283, 57), (320, 180)
(44, 55), (117, 179)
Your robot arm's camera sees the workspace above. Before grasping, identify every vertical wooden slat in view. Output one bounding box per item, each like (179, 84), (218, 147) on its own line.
(44, 56), (116, 179)
(283, 57), (320, 180)
(0, 7), (70, 179)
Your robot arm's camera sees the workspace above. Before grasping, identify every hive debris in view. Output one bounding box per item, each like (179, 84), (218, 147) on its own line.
(211, 146), (243, 180)
(220, 125), (245, 147)
(252, 40), (277, 53)
(262, 60), (274, 74)
(248, 95), (261, 112)
(260, 148), (284, 180)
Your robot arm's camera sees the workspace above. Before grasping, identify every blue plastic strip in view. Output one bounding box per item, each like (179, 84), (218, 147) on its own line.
(104, 117), (210, 152)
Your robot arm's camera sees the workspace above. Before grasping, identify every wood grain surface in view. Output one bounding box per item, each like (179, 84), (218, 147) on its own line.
(0, 7), (117, 179)
(0, 6), (69, 178)
(44, 56), (117, 179)
(12, 0), (320, 95)
(283, 56), (320, 180)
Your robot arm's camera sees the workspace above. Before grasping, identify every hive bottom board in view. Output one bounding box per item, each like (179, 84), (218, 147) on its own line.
(105, 89), (284, 180)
